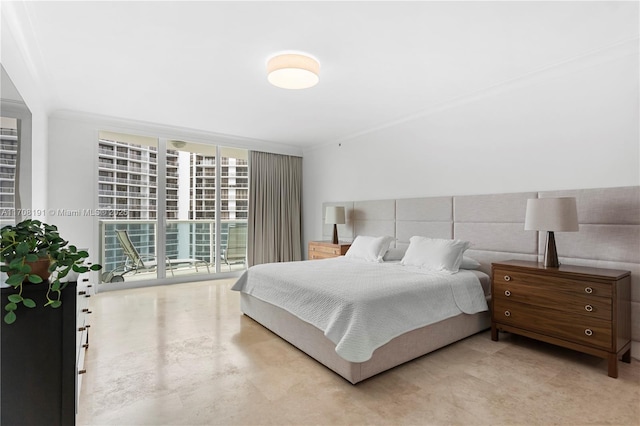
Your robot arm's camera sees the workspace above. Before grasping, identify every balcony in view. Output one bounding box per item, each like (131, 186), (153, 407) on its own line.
(99, 219), (247, 283)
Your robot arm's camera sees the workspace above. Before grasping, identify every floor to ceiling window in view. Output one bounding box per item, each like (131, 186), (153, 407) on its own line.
(98, 132), (248, 285)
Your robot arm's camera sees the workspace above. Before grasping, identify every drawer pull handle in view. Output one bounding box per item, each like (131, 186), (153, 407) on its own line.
(78, 327), (86, 332)
(78, 291), (87, 295)
(584, 287), (593, 294)
(78, 369), (87, 375)
(585, 305), (593, 312)
(82, 344), (89, 349)
(504, 310), (511, 317)
(504, 275), (511, 282)
(504, 290), (511, 297)
(584, 329), (593, 336)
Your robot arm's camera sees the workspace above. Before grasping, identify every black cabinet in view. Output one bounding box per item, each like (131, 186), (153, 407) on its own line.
(1, 281), (77, 425)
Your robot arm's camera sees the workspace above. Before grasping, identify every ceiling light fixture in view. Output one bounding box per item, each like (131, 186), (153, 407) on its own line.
(267, 53), (320, 89)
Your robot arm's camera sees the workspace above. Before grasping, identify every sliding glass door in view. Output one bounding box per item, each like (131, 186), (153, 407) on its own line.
(98, 132), (159, 283)
(99, 132), (248, 284)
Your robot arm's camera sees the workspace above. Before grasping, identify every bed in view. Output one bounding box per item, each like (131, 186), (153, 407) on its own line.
(232, 237), (491, 384)
(232, 186), (640, 382)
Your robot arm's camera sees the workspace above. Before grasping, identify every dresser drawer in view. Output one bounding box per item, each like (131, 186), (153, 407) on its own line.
(308, 242), (351, 260)
(494, 299), (612, 350)
(309, 245), (343, 255)
(493, 279), (611, 320)
(309, 250), (340, 260)
(494, 268), (612, 298)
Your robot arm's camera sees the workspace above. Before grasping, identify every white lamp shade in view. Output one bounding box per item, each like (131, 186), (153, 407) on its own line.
(524, 197), (579, 232)
(267, 53), (319, 89)
(325, 206), (346, 225)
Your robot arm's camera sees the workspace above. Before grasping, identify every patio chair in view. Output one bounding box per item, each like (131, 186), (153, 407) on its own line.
(102, 229), (210, 282)
(221, 224), (247, 270)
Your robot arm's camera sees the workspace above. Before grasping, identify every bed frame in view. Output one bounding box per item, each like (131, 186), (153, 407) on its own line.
(241, 293), (490, 384)
(240, 186), (639, 383)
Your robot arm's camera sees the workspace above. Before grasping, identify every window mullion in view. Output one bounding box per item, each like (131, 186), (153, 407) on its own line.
(156, 138), (167, 278)
(215, 145), (221, 273)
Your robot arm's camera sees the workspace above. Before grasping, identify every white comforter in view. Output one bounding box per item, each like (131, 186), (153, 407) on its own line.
(231, 257), (488, 363)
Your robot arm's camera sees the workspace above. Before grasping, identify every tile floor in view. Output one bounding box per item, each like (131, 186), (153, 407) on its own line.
(78, 279), (640, 425)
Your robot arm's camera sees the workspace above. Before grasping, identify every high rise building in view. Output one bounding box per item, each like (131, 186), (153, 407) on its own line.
(0, 118), (18, 224)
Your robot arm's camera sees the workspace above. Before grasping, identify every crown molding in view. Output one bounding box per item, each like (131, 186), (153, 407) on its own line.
(50, 109), (304, 157)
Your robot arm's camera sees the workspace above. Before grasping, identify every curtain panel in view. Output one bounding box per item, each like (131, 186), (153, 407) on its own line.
(248, 151), (303, 266)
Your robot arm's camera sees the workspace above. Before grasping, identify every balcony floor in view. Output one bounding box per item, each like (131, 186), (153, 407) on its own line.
(102, 262), (246, 283)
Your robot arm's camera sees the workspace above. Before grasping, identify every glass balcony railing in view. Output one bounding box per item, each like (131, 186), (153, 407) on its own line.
(99, 219), (247, 283)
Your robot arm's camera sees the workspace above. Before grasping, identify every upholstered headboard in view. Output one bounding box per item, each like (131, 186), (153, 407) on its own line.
(322, 186), (640, 359)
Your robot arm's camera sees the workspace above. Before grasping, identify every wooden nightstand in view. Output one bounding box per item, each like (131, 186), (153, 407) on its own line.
(491, 260), (631, 378)
(308, 241), (351, 260)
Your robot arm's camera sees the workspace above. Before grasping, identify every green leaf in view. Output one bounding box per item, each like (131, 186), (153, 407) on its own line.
(20, 263), (31, 274)
(5, 302), (17, 311)
(51, 281), (61, 291)
(90, 264), (103, 271)
(22, 298), (36, 308)
(9, 258), (24, 269)
(25, 253), (38, 262)
(7, 294), (22, 303)
(50, 300), (62, 308)
(5, 273), (25, 285)
(28, 274), (43, 284)
(4, 311), (16, 324)
(15, 241), (29, 256)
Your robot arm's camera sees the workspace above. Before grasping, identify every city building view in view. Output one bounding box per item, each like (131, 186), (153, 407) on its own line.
(98, 135), (248, 282)
(0, 117), (18, 224)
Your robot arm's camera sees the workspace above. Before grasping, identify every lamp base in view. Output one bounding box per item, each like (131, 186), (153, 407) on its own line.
(332, 224), (339, 244)
(543, 231), (560, 268)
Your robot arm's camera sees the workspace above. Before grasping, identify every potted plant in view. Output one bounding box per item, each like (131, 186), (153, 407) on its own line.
(0, 219), (102, 324)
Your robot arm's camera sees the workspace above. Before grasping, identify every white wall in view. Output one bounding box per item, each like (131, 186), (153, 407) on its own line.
(302, 42), (639, 247)
(1, 5), (49, 214)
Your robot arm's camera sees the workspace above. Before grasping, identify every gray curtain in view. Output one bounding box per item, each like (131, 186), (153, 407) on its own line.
(248, 151), (303, 266)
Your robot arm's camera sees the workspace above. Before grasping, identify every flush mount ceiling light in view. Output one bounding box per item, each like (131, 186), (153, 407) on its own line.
(267, 53), (320, 89)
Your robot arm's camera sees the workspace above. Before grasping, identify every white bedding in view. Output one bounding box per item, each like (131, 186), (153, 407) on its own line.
(231, 257), (488, 363)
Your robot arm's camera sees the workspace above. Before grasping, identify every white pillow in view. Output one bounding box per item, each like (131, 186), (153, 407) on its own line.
(400, 236), (470, 273)
(345, 235), (393, 263)
(460, 256), (481, 270)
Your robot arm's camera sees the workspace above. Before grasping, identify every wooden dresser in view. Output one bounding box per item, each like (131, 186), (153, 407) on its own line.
(491, 260), (631, 378)
(76, 276), (94, 409)
(308, 241), (351, 260)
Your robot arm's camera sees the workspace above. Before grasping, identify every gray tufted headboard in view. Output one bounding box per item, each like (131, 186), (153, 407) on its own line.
(322, 186), (640, 359)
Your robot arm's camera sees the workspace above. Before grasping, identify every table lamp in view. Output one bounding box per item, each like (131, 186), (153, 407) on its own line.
(325, 206), (346, 244)
(524, 197), (579, 267)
